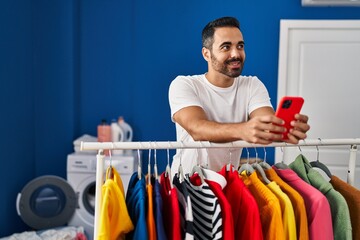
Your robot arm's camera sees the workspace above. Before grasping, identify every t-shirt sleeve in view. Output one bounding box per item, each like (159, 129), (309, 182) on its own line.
(248, 77), (273, 114)
(168, 76), (202, 122)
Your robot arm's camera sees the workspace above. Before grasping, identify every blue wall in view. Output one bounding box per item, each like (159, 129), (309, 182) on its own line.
(1, 0), (359, 236)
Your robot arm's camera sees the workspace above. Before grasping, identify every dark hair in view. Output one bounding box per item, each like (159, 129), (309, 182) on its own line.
(202, 16), (240, 49)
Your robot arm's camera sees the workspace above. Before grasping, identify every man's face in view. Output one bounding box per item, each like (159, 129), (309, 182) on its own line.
(208, 27), (246, 78)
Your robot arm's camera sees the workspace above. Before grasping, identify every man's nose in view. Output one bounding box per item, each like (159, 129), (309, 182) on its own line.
(230, 48), (241, 58)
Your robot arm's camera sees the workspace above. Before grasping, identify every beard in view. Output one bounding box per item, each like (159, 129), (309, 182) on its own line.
(210, 54), (244, 78)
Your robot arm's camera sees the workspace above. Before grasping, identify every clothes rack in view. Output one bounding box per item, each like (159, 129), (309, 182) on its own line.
(80, 138), (360, 239)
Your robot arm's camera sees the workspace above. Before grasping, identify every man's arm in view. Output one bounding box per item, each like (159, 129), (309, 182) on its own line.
(173, 105), (287, 144)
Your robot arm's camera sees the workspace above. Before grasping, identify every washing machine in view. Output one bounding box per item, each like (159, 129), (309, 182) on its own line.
(16, 152), (137, 240)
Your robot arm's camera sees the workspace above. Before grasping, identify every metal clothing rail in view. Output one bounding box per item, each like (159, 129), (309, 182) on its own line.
(81, 138), (360, 151)
(80, 138), (360, 239)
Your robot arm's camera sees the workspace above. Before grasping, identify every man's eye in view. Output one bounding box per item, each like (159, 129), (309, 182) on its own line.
(222, 46), (230, 50)
(238, 44), (244, 49)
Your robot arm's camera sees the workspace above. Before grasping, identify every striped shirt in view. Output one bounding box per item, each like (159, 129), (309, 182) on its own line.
(173, 173), (194, 240)
(185, 174), (222, 240)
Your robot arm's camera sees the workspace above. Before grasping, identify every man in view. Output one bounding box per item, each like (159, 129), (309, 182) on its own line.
(168, 16), (310, 175)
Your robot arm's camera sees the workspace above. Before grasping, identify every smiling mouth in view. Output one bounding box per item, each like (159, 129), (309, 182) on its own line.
(228, 61), (241, 68)
(226, 57), (241, 64)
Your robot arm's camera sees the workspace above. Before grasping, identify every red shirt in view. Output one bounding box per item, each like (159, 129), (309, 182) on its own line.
(219, 165), (263, 240)
(159, 172), (182, 240)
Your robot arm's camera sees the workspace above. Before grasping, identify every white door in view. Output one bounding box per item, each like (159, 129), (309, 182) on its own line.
(276, 20), (360, 188)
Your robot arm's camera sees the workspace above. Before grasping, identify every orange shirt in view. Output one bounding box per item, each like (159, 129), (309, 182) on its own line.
(147, 183), (157, 240)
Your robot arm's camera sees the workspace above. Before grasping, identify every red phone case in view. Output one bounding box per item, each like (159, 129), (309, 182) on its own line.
(275, 96), (304, 140)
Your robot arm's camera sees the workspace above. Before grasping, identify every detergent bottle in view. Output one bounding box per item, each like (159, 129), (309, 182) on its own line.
(118, 116), (133, 142)
(111, 119), (125, 155)
(111, 119), (125, 142)
(118, 116), (133, 155)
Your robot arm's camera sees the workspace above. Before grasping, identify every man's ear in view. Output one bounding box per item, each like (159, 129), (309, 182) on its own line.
(202, 47), (210, 62)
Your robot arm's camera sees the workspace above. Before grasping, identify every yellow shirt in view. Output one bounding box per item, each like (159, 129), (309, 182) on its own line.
(98, 167), (134, 240)
(240, 171), (285, 240)
(267, 181), (297, 240)
(265, 168), (309, 240)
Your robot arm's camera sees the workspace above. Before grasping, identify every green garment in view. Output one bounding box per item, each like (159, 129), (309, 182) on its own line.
(289, 154), (352, 240)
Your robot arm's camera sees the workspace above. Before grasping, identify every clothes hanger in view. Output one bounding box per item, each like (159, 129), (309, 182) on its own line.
(274, 144), (290, 169)
(252, 147), (271, 184)
(259, 147), (272, 170)
(107, 144), (114, 180)
(190, 142), (227, 187)
(147, 144), (152, 185)
(177, 141), (185, 182)
(204, 142), (210, 169)
(309, 140), (332, 178)
(137, 148), (142, 180)
(190, 146), (206, 184)
(238, 147), (255, 175)
(165, 143), (174, 189)
(226, 147), (232, 172)
(226, 143), (236, 172)
(200, 143), (227, 188)
(153, 146), (159, 180)
(190, 165), (206, 184)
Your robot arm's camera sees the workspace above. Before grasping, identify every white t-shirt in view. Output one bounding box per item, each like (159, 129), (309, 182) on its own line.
(168, 74), (273, 176)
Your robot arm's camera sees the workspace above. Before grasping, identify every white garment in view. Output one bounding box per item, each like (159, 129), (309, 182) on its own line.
(168, 74), (272, 176)
(0, 226), (85, 240)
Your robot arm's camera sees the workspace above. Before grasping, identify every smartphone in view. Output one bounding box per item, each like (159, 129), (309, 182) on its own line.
(275, 96), (304, 140)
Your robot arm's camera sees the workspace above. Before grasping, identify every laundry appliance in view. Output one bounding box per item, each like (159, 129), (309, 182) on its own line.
(16, 152), (138, 240)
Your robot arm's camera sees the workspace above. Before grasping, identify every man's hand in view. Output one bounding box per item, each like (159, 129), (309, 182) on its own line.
(284, 113), (310, 144)
(239, 115), (286, 144)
